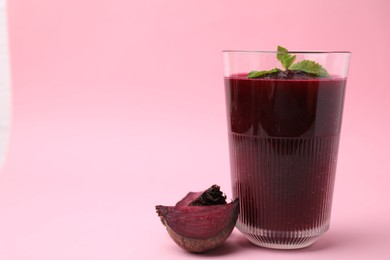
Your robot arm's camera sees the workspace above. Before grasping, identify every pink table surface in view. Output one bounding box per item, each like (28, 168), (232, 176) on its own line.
(1, 119), (389, 260)
(1, 0), (390, 259)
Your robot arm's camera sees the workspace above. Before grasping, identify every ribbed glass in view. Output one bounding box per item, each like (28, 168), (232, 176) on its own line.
(223, 50), (349, 249)
(229, 133), (340, 249)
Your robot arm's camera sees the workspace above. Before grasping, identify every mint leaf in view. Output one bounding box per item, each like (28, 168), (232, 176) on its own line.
(289, 60), (330, 77)
(248, 68), (281, 78)
(277, 45), (296, 69)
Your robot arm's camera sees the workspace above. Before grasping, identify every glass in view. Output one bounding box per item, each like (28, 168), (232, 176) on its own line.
(223, 50), (350, 249)
(0, 0), (11, 171)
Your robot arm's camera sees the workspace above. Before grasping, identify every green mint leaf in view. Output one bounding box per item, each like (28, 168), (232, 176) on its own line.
(289, 60), (330, 77)
(248, 68), (281, 78)
(277, 45), (296, 69)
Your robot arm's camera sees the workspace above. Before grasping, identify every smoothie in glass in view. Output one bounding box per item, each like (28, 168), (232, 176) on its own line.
(223, 48), (350, 249)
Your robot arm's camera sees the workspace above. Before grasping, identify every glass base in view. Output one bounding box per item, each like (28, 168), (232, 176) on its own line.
(236, 221), (329, 249)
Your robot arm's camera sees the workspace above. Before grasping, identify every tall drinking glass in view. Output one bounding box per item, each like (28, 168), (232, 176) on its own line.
(223, 50), (350, 249)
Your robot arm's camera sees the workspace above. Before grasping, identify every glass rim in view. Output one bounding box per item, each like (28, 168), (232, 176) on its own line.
(222, 50), (351, 54)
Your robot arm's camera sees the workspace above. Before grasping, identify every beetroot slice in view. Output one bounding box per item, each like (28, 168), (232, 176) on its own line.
(156, 199), (239, 239)
(156, 185), (239, 253)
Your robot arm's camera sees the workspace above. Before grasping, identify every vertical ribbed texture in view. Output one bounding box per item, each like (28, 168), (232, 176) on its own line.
(229, 133), (340, 249)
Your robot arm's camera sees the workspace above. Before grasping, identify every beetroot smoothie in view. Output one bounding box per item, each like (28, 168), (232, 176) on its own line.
(225, 73), (346, 247)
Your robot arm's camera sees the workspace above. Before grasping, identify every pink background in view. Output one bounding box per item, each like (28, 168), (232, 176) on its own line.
(1, 0), (390, 259)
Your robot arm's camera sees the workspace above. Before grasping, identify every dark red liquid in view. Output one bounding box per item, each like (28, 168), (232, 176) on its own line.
(225, 74), (346, 238)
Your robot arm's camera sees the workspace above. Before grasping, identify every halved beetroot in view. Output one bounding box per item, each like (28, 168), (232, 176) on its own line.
(156, 185), (239, 253)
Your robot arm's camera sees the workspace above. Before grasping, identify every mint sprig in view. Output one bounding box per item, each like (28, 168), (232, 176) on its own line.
(248, 46), (329, 78)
